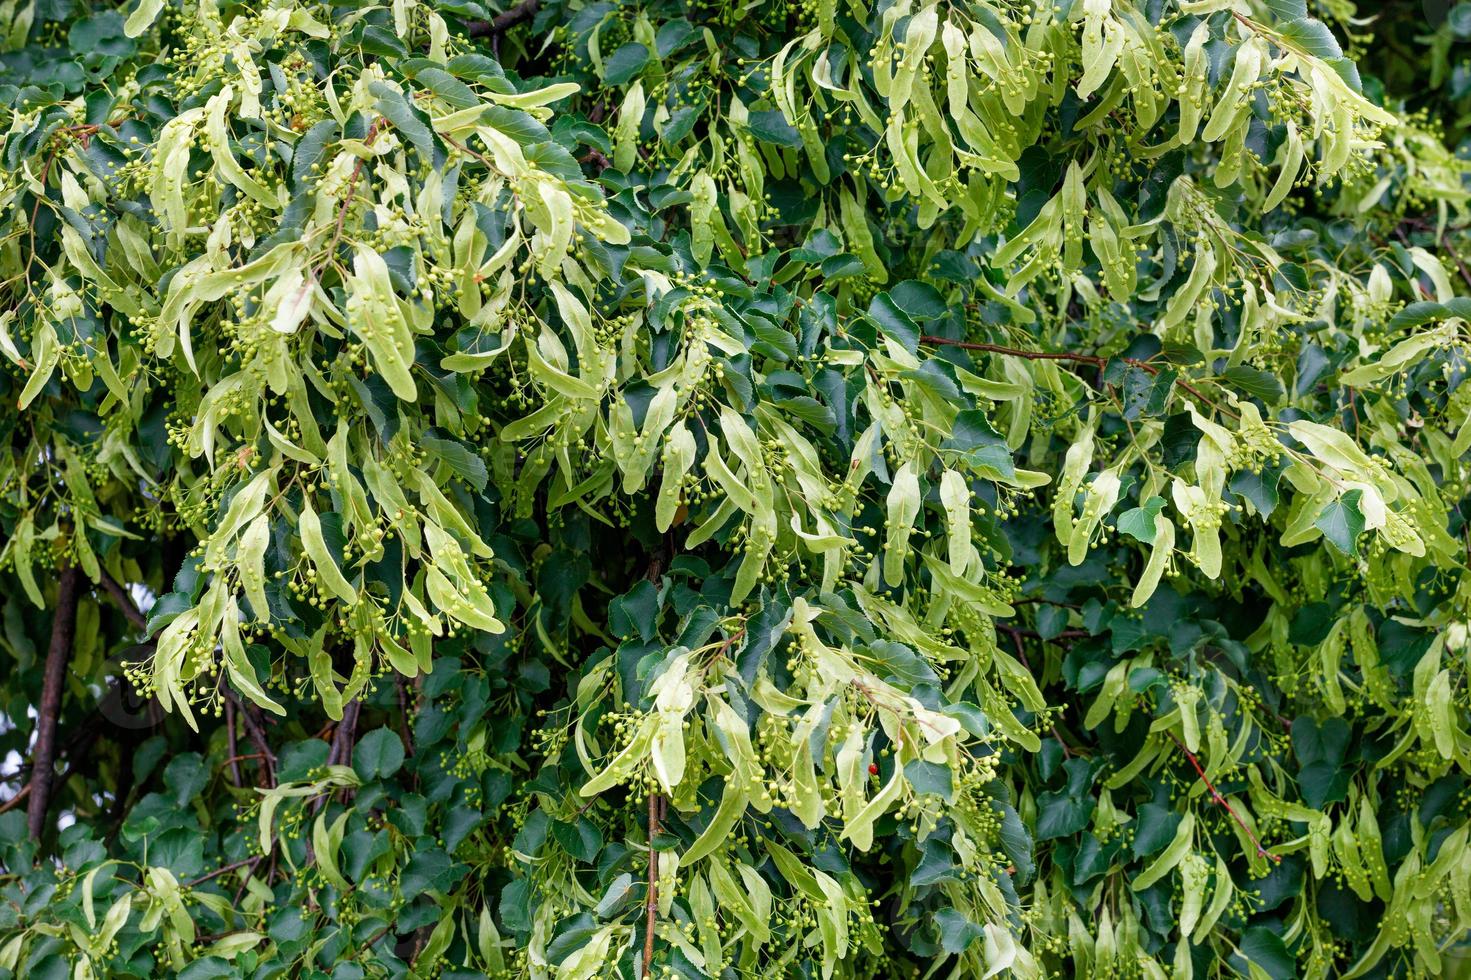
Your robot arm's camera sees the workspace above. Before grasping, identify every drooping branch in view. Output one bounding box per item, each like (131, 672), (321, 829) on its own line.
(28, 562), (80, 842)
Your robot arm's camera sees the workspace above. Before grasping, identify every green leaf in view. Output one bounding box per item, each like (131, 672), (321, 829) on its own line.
(1388, 300), (1447, 331)
(1229, 461), (1284, 518)
(481, 105), (552, 145)
(933, 908), (983, 954)
(352, 729), (406, 781)
(292, 120), (339, 186)
(1131, 803), (1181, 858)
(603, 43), (650, 86)
(416, 67), (480, 109)
(747, 110), (803, 148)
(145, 591), (193, 637)
(866, 293), (919, 353)
(1239, 926), (1297, 980)
(552, 818), (603, 862)
(1222, 364), (1285, 402)
(361, 25), (409, 59)
(1122, 366), (1175, 420)
(1116, 496), (1166, 545)
(610, 580), (660, 643)
(421, 432), (488, 491)
(71, 12), (137, 58)
(1277, 18), (1343, 59)
(888, 280), (947, 319)
(370, 82), (438, 161)
(1314, 489), (1365, 555)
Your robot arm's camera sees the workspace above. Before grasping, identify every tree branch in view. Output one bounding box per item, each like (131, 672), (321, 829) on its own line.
(315, 700), (361, 815)
(28, 562), (80, 842)
(97, 570), (147, 631)
(224, 686), (277, 787)
(643, 792), (661, 977)
(467, 0), (538, 38)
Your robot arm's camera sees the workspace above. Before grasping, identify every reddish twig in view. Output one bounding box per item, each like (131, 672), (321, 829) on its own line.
(313, 118), (382, 281)
(1167, 732), (1280, 863)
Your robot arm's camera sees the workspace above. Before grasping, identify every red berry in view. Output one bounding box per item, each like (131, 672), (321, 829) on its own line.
(868, 763), (879, 775)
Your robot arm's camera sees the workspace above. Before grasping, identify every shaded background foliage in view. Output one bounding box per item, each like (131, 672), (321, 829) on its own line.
(0, 0), (1469, 978)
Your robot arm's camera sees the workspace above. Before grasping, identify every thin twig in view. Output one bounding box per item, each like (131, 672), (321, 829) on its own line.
(0, 783), (31, 815)
(1167, 732), (1280, 863)
(396, 674), (415, 758)
(313, 119), (382, 282)
(1444, 232), (1471, 292)
(184, 856), (262, 888)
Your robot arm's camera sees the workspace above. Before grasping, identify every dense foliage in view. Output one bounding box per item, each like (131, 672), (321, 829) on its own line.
(1, 0), (1471, 976)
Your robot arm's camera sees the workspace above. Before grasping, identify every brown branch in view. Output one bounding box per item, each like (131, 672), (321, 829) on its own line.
(97, 570), (147, 631)
(28, 562), (80, 842)
(642, 793), (661, 977)
(578, 149), (611, 174)
(315, 700), (361, 815)
(313, 118), (382, 282)
(224, 686), (276, 787)
(1167, 732), (1280, 863)
(0, 783), (31, 815)
(467, 0), (538, 38)
(327, 700), (361, 769)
